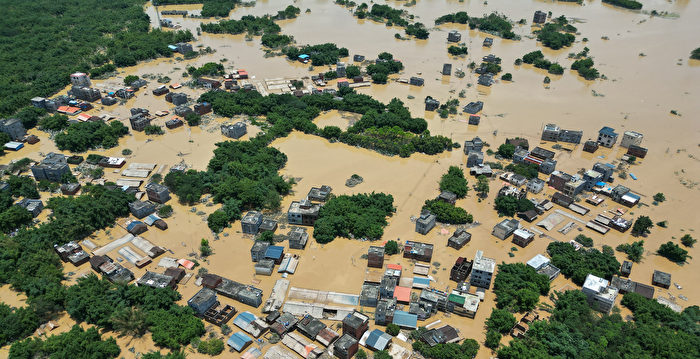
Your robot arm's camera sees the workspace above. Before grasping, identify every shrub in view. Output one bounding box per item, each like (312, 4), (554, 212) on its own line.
(385, 240), (399, 255)
(680, 234), (696, 247)
(616, 240), (644, 262)
(386, 323), (400, 336)
(657, 241), (690, 263)
(501, 73), (512, 81)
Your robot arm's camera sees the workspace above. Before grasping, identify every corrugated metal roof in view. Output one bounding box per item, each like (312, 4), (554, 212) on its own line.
(392, 310), (417, 329)
(366, 329), (391, 350)
(227, 332), (252, 351)
(265, 246), (284, 258)
(234, 311), (256, 329)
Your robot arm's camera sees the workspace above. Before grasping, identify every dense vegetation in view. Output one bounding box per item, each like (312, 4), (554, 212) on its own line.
(494, 196), (534, 217)
(436, 11), (515, 39)
(9, 325), (120, 359)
(657, 241), (691, 263)
(354, 4), (429, 39)
(199, 88), (456, 158)
(187, 62), (225, 78)
(0, 0), (193, 117)
(603, 0), (643, 10)
(574, 234), (594, 247)
(681, 234), (696, 247)
(54, 121), (129, 152)
(422, 199), (473, 224)
(283, 43), (349, 66)
(521, 50), (564, 74)
(0, 185), (136, 347)
(547, 242), (620, 285)
(631, 215), (653, 236)
(535, 16), (577, 50)
(616, 240), (645, 262)
(571, 57), (600, 80)
(153, 0), (245, 17)
(200, 6), (300, 43)
(448, 46), (469, 56)
(497, 291), (699, 358)
(692, 48), (700, 60)
(65, 275), (204, 349)
(365, 52), (404, 84)
(505, 163), (539, 179)
(313, 193), (395, 243)
(493, 263), (550, 312)
(439, 166), (469, 198)
(413, 338), (480, 359)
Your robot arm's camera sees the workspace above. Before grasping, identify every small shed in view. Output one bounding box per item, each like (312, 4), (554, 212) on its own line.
(227, 332), (253, 352)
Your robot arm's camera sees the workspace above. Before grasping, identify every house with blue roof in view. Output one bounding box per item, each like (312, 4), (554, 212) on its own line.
(298, 54), (310, 63)
(392, 310), (418, 329)
(597, 126), (618, 148)
(227, 332), (252, 352)
(265, 245), (284, 264)
(365, 329), (392, 351)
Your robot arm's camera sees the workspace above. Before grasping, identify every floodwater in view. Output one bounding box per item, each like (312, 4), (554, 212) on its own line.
(2, 0), (700, 357)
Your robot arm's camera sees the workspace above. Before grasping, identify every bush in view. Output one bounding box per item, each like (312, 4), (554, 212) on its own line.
(485, 330), (501, 349)
(494, 196), (534, 217)
(493, 263), (549, 312)
(158, 205), (173, 218)
(504, 163), (539, 179)
(501, 73), (512, 81)
(692, 48), (700, 60)
(386, 323), (400, 336)
(571, 58), (599, 80)
(653, 193), (666, 202)
(448, 46), (468, 56)
(124, 75), (139, 86)
(144, 125), (164, 135)
(602, 0), (642, 10)
(537, 23), (575, 49)
(197, 338), (224, 355)
(497, 143), (515, 158)
(657, 241), (690, 263)
(207, 211), (229, 233)
(185, 113), (201, 126)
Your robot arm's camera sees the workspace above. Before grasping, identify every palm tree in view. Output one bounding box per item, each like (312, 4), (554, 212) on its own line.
(110, 306), (147, 337)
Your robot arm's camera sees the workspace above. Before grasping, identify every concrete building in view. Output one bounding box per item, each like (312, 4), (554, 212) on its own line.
(145, 182), (170, 204)
(466, 151), (484, 167)
(360, 283), (380, 307)
(137, 271), (176, 289)
(652, 270), (671, 288)
(250, 241), (270, 262)
(447, 229), (471, 249)
(582, 274), (619, 313)
(447, 30), (462, 42)
(450, 257), (472, 282)
(583, 140), (599, 153)
(307, 185), (332, 202)
(367, 246), (385, 268)
(593, 162), (615, 183)
(526, 254), (560, 281)
(492, 219), (519, 240)
(415, 211), (436, 235)
(463, 101), (483, 114)
(403, 241), (434, 262)
(175, 42), (193, 54)
(583, 170), (604, 191)
(342, 311), (369, 340)
(129, 200), (156, 219)
(442, 63), (452, 76)
(563, 179), (586, 197)
(17, 198), (43, 217)
(0, 118), (27, 141)
(69, 86), (101, 102)
(597, 126), (618, 148)
(470, 250), (495, 289)
(31, 152), (71, 182)
(221, 122), (247, 139)
(620, 131), (643, 148)
(241, 211), (263, 234)
(288, 226), (309, 249)
(70, 72), (91, 87)
(410, 77), (424, 86)
(512, 228), (535, 247)
(333, 334), (358, 359)
(463, 137), (484, 154)
(541, 123), (560, 142)
(526, 178), (545, 194)
(533, 10), (547, 24)
(287, 200), (320, 226)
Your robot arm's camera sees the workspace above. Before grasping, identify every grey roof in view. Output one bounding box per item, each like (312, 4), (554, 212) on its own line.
(365, 329), (391, 350)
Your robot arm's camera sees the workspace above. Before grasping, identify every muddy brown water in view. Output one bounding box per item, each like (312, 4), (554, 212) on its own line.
(2, 0), (700, 357)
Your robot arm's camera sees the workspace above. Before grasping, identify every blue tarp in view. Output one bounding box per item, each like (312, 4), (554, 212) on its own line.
(298, 54), (310, 59)
(630, 173), (637, 180)
(168, 45), (178, 51)
(596, 181), (606, 187)
(227, 332), (252, 352)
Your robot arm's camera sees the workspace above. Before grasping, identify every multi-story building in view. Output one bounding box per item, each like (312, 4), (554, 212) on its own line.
(582, 274), (619, 313)
(470, 250), (495, 289)
(31, 152), (71, 182)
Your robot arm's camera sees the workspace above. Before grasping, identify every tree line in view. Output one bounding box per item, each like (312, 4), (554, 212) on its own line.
(0, 0), (193, 117)
(313, 192), (395, 243)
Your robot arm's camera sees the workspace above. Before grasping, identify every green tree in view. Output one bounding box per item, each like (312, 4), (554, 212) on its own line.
(385, 240), (399, 255)
(386, 323), (400, 336)
(486, 308), (517, 334)
(197, 338), (224, 355)
(632, 216), (653, 236)
(501, 73), (512, 81)
(439, 166), (469, 198)
(257, 231), (274, 243)
(653, 192), (666, 202)
(616, 240), (645, 262)
(574, 234), (594, 247)
(207, 210), (229, 233)
(485, 330), (501, 349)
(200, 238), (212, 257)
(158, 205), (173, 218)
(657, 241), (690, 263)
(110, 307), (147, 337)
(476, 175), (489, 198)
(185, 113), (201, 126)
(0, 206), (34, 233)
(680, 234), (696, 247)
(422, 199), (473, 224)
(124, 75), (139, 86)
(374, 351), (392, 359)
(356, 349), (367, 359)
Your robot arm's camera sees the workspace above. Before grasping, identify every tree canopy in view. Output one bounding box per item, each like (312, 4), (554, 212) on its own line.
(547, 242), (620, 285)
(439, 166), (469, 198)
(313, 193), (395, 243)
(493, 263), (550, 312)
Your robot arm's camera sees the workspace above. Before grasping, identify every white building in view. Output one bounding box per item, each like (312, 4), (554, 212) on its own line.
(582, 274), (619, 313)
(620, 131), (643, 148)
(470, 250), (495, 289)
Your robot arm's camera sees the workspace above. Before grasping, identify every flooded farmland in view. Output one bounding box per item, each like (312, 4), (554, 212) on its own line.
(1, 0), (699, 358)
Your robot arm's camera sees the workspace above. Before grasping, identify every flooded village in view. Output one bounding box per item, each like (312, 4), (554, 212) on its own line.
(1, 0), (699, 359)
